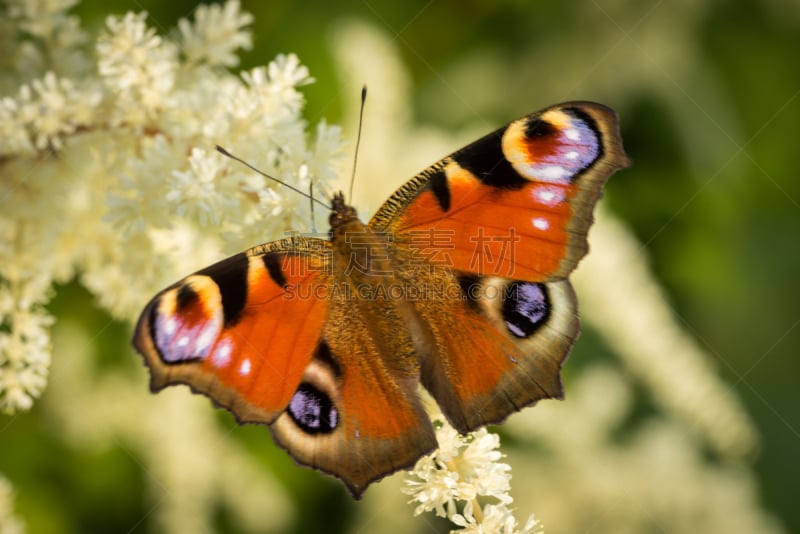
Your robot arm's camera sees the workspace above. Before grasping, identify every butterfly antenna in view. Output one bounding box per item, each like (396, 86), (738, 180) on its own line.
(309, 182), (317, 234)
(348, 85), (367, 203)
(216, 145), (331, 210)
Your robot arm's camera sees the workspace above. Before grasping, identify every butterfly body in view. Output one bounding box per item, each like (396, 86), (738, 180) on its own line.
(133, 102), (630, 497)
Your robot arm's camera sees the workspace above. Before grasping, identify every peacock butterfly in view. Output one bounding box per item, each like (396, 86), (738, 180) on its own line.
(132, 101), (630, 498)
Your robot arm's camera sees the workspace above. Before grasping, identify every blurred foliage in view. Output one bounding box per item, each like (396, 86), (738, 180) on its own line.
(2, 0), (798, 532)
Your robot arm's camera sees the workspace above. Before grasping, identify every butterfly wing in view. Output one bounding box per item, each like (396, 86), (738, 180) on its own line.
(371, 101), (630, 281)
(407, 267), (580, 432)
(270, 288), (436, 498)
(133, 236), (333, 424)
(133, 235), (435, 498)
(370, 101), (629, 431)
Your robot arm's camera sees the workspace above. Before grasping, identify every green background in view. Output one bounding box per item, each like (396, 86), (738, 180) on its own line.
(2, 0), (798, 532)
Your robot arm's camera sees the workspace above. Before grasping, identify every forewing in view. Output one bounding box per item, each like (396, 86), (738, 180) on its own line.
(370, 101), (630, 281)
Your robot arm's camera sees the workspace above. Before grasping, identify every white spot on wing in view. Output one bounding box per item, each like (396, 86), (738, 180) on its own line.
(538, 189), (555, 202)
(565, 150), (579, 160)
(565, 128), (580, 141)
(240, 358), (251, 376)
(532, 217), (550, 231)
(533, 186), (565, 206)
(534, 165), (570, 182)
(195, 327), (215, 354)
(212, 340), (232, 367)
(177, 336), (190, 348)
(163, 317), (177, 336)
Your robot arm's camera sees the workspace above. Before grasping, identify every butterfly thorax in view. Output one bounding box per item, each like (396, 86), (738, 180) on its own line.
(327, 191), (396, 282)
(327, 191), (392, 281)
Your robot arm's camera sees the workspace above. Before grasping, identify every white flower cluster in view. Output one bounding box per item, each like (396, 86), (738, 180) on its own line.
(179, 1), (254, 67)
(0, 0), (89, 95)
(405, 420), (541, 534)
(0, 0), (344, 414)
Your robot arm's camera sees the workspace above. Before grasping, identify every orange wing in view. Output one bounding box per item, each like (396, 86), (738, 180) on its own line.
(368, 102), (629, 433)
(413, 271), (580, 433)
(133, 235), (436, 498)
(370, 101), (630, 281)
(133, 236), (333, 424)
